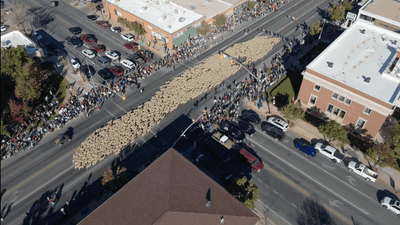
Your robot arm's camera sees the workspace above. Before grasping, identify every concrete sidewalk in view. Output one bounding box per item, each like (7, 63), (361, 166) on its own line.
(245, 100), (400, 197)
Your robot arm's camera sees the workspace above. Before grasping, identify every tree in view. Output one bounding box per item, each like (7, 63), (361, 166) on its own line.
(101, 166), (129, 191)
(134, 23), (147, 42)
(329, 2), (352, 24)
(3, 0), (31, 32)
(8, 99), (23, 121)
(309, 20), (322, 36)
(366, 143), (400, 167)
(280, 102), (305, 126)
(247, 1), (257, 11)
(318, 120), (350, 147)
(297, 196), (336, 225)
(227, 176), (259, 209)
(14, 63), (41, 101)
(88, 2), (97, 12)
(1, 121), (10, 137)
(196, 21), (211, 36)
(1, 46), (34, 79)
(213, 14), (226, 28)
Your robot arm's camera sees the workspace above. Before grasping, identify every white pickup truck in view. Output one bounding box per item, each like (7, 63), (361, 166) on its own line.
(380, 196), (400, 217)
(212, 132), (234, 150)
(314, 143), (344, 163)
(347, 160), (378, 182)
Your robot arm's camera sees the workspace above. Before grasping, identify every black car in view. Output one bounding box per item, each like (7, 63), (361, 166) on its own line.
(195, 153), (215, 170)
(237, 119), (256, 136)
(98, 68), (114, 80)
(68, 27), (82, 35)
(81, 65), (96, 78)
(87, 15), (99, 20)
(67, 36), (83, 47)
(128, 54), (144, 64)
(219, 120), (246, 143)
(261, 121), (285, 141)
(241, 110), (261, 124)
(204, 140), (230, 163)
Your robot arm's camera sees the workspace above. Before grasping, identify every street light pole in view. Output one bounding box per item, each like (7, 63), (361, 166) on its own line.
(171, 113), (203, 148)
(318, 19), (326, 40)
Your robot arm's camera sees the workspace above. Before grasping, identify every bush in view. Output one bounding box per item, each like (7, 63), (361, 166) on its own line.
(247, 1), (257, 11)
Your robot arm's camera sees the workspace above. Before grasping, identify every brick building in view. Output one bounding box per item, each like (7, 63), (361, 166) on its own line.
(297, 0), (400, 139)
(103, 0), (246, 49)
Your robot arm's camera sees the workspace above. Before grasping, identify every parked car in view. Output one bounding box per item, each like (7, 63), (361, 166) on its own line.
(261, 121), (285, 141)
(136, 50), (150, 62)
(1, 24), (7, 32)
(381, 196), (400, 217)
(219, 120), (246, 143)
(50, 1), (58, 7)
(121, 33), (135, 42)
(240, 110), (261, 124)
(105, 51), (119, 60)
(87, 15), (99, 20)
(68, 27), (82, 35)
(96, 20), (111, 28)
(204, 140), (230, 163)
(293, 138), (316, 157)
(123, 42), (139, 51)
(120, 59), (136, 69)
(98, 68), (114, 80)
(92, 44), (105, 53)
(70, 58), (80, 69)
(81, 65), (96, 78)
(82, 49), (96, 58)
(267, 116), (289, 132)
(314, 143), (344, 163)
(239, 149), (264, 172)
(195, 154), (215, 170)
(68, 36), (83, 47)
(237, 119), (256, 136)
(347, 160), (378, 182)
(109, 66), (124, 76)
(110, 26), (122, 33)
(80, 34), (96, 44)
(97, 56), (111, 66)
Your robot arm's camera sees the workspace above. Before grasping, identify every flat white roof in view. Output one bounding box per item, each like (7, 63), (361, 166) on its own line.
(111, 0), (204, 34)
(307, 20), (400, 105)
(1, 30), (39, 55)
(362, 0), (400, 23)
(170, 0), (232, 21)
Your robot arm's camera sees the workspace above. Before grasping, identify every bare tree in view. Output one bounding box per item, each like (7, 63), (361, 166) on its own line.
(26, 7), (55, 30)
(3, 0), (32, 32)
(297, 196), (336, 225)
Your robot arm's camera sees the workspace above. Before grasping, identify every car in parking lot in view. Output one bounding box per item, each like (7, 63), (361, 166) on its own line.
(82, 49), (96, 58)
(121, 33), (135, 42)
(67, 36), (83, 47)
(240, 110), (261, 124)
(123, 42), (139, 51)
(80, 34), (96, 44)
(1, 24), (7, 32)
(380, 196), (400, 217)
(98, 68), (114, 80)
(68, 27), (82, 35)
(105, 51), (119, 60)
(237, 119), (255, 136)
(92, 44), (105, 53)
(261, 121), (285, 141)
(70, 58), (80, 69)
(109, 66), (124, 76)
(96, 20), (110, 28)
(97, 56), (111, 66)
(267, 116), (289, 132)
(219, 120), (246, 143)
(136, 50), (150, 62)
(110, 26), (122, 33)
(87, 15), (99, 20)
(293, 138), (316, 157)
(121, 59), (136, 69)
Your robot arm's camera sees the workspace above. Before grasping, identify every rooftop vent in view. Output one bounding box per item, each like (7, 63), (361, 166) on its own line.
(206, 0), (212, 2)
(393, 40), (397, 45)
(206, 200), (211, 207)
(167, 25), (171, 28)
(328, 62), (334, 68)
(360, 29), (366, 34)
(364, 77), (371, 83)
(174, 9), (179, 14)
(221, 216), (225, 224)
(141, 6), (148, 11)
(161, 14), (166, 20)
(179, 17), (185, 22)
(189, 5), (196, 10)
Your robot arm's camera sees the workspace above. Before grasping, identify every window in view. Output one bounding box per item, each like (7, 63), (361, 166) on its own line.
(114, 10), (122, 16)
(333, 107), (340, 116)
(309, 95), (317, 105)
(339, 110), (346, 119)
(363, 107), (372, 115)
(314, 84), (321, 91)
(327, 104), (334, 113)
(356, 118), (367, 129)
(344, 99), (352, 105)
(332, 92), (338, 99)
(338, 95), (345, 102)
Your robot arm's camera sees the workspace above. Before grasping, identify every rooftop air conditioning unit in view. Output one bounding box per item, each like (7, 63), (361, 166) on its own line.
(174, 9), (179, 14)
(189, 5), (196, 10)
(142, 6), (148, 10)
(167, 25), (172, 28)
(162, 14), (167, 20)
(360, 29), (366, 34)
(179, 17), (185, 22)
(328, 62), (333, 68)
(364, 77), (371, 83)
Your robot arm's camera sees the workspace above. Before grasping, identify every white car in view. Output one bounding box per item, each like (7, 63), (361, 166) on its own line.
(82, 49), (96, 58)
(381, 196), (400, 217)
(120, 59), (136, 69)
(121, 33), (134, 42)
(105, 51), (119, 60)
(1, 25), (6, 32)
(110, 26), (121, 33)
(267, 116), (289, 132)
(70, 58), (80, 69)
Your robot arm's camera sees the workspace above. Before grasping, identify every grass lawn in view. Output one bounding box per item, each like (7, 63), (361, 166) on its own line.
(265, 70), (303, 108)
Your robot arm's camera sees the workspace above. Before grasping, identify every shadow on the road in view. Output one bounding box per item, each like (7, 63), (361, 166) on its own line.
(376, 189), (400, 203)
(296, 195), (335, 225)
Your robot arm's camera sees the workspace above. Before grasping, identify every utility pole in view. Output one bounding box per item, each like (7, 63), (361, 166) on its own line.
(318, 19), (326, 40)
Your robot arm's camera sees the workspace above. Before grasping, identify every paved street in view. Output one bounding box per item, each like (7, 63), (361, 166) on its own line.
(3, 0), (398, 225)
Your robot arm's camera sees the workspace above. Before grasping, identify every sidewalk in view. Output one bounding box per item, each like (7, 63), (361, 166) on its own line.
(244, 100), (400, 196)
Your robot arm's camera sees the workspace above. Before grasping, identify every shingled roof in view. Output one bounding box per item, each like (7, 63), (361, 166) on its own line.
(79, 149), (259, 225)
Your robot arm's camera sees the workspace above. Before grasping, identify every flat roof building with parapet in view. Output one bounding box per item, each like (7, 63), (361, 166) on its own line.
(297, 0), (400, 139)
(1, 30), (40, 56)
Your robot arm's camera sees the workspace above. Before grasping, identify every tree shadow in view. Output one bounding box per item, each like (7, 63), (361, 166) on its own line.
(26, 7), (55, 29)
(297, 196), (336, 225)
(274, 93), (289, 109)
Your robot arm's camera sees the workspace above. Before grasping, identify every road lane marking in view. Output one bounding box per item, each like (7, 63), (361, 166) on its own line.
(291, 203), (298, 208)
(257, 199), (294, 225)
(104, 108), (117, 117)
(111, 100), (128, 113)
(249, 140), (370, 216)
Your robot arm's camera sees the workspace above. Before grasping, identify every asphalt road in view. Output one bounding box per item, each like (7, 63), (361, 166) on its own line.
(4, 0), (397, 224)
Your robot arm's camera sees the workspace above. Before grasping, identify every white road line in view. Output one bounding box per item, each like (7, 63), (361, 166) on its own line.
(88, 121), (102, 129)
(104, 108), (117, 117)
(253, 127), (375, 202)
(249, 139), (370, 215)
(111, 100), (128, 113)
(291, 203), (298, 208)
(180, 61), (193, 69)
(257, 199), (294, 225)
(273, 190), (280, 195)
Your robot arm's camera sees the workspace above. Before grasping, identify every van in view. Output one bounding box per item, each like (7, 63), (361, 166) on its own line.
(97, 56), (110, 66)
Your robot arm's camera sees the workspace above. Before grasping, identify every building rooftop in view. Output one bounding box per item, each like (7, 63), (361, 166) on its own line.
(307, 20), (400, 105)
(1, 30), (39, 55)
(110, 0), (204, 34)
(362, 0), (400, 23)
(170, 0), (232, 21)
(79, 149), (258, 225)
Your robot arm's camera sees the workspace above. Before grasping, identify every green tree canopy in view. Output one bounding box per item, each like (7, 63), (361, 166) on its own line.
(366, 143), (400, 168)
(329, 4), (345, 22)
(196, 21), (212, 36)
(88, 2), (97, 12)
(101, 166), (129, 192)
(309, 20), (323, 36)
(213, 14), (227, 28)
(1, 120), (10, 137)
(227, 176), (259, 209)
(281, 102), (305, 124)
(247, 1), (257, 11)
(1, 46), (34, 79)
(318, 121), (350, 147)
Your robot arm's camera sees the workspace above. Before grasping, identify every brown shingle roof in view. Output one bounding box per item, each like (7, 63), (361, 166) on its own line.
(79, 149), (259, 225)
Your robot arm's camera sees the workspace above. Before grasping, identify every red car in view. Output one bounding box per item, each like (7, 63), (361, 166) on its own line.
(80, 34), (96, 44)
(92, 44), (105, 53)
(109, 66), (124, 76)
(239, 149), (264, 172)
(135, 50), (150, 62)
(123, 42), (139, 51)
(96, 21), (111, 28)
